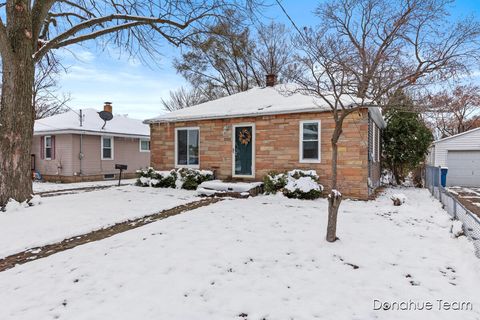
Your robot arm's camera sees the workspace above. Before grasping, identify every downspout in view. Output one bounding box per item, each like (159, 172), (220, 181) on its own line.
(79, 109), (84, 176)
(79, 133), (84, 175)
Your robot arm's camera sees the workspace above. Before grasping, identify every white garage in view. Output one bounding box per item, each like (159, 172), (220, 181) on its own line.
(446, 150), (480, 186)
(427, 128), (480, 187)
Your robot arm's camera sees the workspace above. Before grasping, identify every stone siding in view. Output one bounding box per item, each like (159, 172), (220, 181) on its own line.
(151, 110), (370, 199)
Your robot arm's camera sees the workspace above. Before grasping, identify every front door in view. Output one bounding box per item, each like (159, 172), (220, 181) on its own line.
(233, 124), (255, 177)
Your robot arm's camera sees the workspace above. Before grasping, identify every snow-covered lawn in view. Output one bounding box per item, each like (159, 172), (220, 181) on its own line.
(0, 185), (199, 258)
(33, 179), (137, 193)
(0, 188), (479, 320)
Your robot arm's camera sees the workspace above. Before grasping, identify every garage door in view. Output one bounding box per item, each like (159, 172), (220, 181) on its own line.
(447, 150), (480, 186)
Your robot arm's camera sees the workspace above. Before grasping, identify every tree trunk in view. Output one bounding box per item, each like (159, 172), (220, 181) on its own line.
(0, 2), (35, 208)
(326, 122), (343, 242)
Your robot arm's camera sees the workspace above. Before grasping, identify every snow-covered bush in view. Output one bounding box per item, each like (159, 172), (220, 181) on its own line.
(176, 168), (214, 190)
(136, 167), (155, 186)
(150, 170), (177, 188)
(136, 168), (213, 190)
(263, 171), (287, 194)
(263, 169), (323, 199)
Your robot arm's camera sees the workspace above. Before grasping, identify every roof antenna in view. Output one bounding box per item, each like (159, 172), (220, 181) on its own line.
(98, 102), (113, 129)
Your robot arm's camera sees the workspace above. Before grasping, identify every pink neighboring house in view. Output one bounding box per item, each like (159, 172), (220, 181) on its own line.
(32, 105), (150, 182)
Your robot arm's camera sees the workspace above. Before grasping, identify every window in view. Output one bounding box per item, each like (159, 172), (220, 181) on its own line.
(300, 121), (321, 163)
(101, 136), (114, 160)
(44, 136), (52, 160)
(139, 139), (150, 152)
(175, 128), (199, 167)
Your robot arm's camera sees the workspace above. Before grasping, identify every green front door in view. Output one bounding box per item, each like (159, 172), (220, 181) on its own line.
(234, 125), (253, 176)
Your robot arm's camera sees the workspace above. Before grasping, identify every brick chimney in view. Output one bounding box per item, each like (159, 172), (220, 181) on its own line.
(103, 102), (112, 113)
(266, 74), (277, 87)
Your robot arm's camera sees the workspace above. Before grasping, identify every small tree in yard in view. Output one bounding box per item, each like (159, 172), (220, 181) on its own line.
(293, 0), (480, 242)
(382, 91), (433, 184)
(0, 0), (257, 208)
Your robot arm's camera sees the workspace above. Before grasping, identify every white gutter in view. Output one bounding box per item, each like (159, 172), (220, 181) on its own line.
(144, 104), (383, 125)
(33, 129), (149, 139)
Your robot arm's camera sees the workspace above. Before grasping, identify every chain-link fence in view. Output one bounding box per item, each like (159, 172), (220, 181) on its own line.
(425, 165), (480, 258)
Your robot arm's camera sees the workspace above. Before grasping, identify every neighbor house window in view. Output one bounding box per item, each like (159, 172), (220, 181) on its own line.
(299, 120), (321, 163)
(175, 127), (199, 167)
(139, 139), (150, 152)
(101, 136), (114, 160)
(44, 136), (52, 160)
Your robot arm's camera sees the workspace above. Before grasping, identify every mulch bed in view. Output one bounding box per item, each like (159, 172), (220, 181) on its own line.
(0, 197), (223, 273)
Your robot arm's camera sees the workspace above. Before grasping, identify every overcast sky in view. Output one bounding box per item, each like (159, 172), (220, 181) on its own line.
(56, 0), (480, 120)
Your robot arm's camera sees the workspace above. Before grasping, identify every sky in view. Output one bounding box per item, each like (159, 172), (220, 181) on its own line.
(56, 0), (480, 120)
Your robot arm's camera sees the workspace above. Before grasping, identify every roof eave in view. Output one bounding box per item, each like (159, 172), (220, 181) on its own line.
(433, 127), (480, 144)
(33, 129), (150, 139)
(145, 104), (377, 124)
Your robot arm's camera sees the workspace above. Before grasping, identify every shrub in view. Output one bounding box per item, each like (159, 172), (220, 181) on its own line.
(263, 171), (287, 194)
(136, 167), (154, 186)
(136, 168), (212, 190)
(177, 168), (214, 190)
(283, 176), (323, 200)
(262, 169), (323, 199)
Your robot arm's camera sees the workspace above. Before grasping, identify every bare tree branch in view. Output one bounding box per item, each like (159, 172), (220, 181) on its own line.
(34, 10), (218, 61)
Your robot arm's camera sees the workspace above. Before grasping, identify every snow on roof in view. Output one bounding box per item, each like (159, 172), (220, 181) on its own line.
(432, 127), (480, 144)
(145, 84), (379, 124)
(34, 108), (149, 137)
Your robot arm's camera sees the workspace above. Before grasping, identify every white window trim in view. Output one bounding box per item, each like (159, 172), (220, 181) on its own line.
(175, 127), (200, 169)
(299, 120), (321, 163)
(101, 136), (114, 160)
(139, 138), (150, 152)
(232, 123), (256, 178)
(44, 135), (52, 160)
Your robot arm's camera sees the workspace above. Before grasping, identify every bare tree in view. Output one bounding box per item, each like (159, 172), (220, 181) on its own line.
(426, 84), (480, 138)
(174, 18), (296, 98)
(0, 0), (257, 208)
(175, 13), (260, 98)
(254, 21), (298, 83)
(293, 0), (480, 242)
(161, 86), (209, 111)
(33, 55), (70, 119)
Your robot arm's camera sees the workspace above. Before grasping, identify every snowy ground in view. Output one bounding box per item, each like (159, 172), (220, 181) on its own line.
(0, 187), (479, 319)
(0, 185), (199, 258)
(33, 179), (137, 193)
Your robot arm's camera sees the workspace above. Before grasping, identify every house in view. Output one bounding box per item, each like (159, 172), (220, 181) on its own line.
(32, 103), (150, 182)
(427, 127), (480, 186)
(145, 82), (386, 199)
